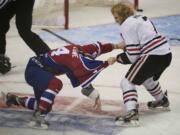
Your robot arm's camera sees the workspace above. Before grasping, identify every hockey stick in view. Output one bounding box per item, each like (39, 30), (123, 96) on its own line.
(41, 28), (75, 45)
(42, 28), (95, 59)
(169, 38), (180, 41)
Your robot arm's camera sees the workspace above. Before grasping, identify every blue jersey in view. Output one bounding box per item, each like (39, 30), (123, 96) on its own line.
(25, 43), (113, 89)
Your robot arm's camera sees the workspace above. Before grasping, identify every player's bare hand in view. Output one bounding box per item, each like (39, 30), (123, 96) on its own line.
(94, 96), (102, 111)
(107, 57), (116, 65)
(113, 42), (126, 50)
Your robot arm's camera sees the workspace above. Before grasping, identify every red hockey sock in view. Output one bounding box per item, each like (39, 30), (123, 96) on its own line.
(39, 78), (63, 113)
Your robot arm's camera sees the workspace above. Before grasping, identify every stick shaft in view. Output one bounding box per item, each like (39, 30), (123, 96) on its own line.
(42, 28), (75, 45)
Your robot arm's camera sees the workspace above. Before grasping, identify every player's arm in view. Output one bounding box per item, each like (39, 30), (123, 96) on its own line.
(78, 41), (123, 59)
(107, 57), (117, 65)
(113, 41), (126, 50)
(77, 42), (113, 58)
(96, 41), (126, 54)
(112, 41), (131, 64)
(104, 52), (131, 65)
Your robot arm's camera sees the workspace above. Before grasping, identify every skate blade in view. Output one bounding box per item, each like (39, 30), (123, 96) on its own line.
(148, 106), (171, 112)
(28, 121), (49, 130)
(115, 120), (140, 127)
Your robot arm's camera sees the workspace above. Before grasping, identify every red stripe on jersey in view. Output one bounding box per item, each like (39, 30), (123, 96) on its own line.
(141, 36), (166, 52)
(127, 48), (141, 52)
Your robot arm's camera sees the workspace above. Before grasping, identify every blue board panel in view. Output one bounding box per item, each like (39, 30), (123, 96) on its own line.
(40, 15), (180, 46)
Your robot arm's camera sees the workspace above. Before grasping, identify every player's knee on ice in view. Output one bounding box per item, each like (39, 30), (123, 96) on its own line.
(81, 84), (99, 101)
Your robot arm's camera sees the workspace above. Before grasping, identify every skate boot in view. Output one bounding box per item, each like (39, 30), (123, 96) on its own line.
(29, 110), (49, 129)
(147, 91), (170, 111)
(1, 92), (20, 107)
(115, 109), (139, 127)
(0, 55), (11, 74)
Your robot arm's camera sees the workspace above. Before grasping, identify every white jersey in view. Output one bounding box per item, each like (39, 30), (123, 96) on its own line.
(120, 15), (171, 63)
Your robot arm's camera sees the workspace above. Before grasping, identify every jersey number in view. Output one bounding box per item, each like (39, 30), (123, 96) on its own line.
(134, 15), (158, 33)
(51, 47), (70, 56)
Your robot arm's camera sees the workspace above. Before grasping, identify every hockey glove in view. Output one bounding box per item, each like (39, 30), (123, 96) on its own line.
(116, 53), (131, 64)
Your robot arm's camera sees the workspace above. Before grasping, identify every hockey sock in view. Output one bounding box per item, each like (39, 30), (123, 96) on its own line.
(39, 78), (63, 113)
(23, 97), (37, 110)
(123, 90), (138, 111)
(143, 78), (164, 101)
(121, 78), (138, 111)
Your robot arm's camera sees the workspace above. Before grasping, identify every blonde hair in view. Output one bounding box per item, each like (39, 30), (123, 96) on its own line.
(111, 1), (135, 22)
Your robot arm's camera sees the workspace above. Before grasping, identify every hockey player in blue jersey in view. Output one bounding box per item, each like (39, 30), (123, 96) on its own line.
(2, 42), (121, 129)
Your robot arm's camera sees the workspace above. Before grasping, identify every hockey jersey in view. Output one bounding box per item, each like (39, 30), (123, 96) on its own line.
(32, 43), (113, 88)
(120, 15), (171, 63)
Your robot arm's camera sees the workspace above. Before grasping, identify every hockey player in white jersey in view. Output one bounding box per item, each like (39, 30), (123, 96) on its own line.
(110, 1), (172, 126)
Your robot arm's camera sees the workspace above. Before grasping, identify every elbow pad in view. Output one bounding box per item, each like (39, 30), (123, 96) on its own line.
(116, 53), (131, 64)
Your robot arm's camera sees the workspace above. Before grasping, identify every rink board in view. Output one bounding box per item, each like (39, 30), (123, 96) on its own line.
(40, 15), (180, 46)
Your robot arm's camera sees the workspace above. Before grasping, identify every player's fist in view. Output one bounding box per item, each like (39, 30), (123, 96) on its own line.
(113, 42), (126, 50)
(94, 96), (102, 111)
(107, 57), (116, 65)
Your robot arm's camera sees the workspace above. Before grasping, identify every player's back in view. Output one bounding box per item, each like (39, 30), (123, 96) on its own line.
(121, 15), (170, 63)
(37, 45), (86, 76)
(121, 15), (159, 45)
(29, 43), (110, 87)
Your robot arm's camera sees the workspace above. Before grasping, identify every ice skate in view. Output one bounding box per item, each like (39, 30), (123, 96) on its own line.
(0, 55), (11, 74)
(28, 110), (49, 130)
(115, 109), (140, 127)
(1, 92), (20, 107)
(147, 90), (170, 111)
